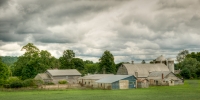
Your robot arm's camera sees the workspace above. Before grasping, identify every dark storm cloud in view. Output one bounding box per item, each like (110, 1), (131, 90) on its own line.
(0, 0), (8, 7)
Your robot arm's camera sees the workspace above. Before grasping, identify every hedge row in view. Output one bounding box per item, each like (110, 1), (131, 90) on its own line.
(2, 77), (43, 88)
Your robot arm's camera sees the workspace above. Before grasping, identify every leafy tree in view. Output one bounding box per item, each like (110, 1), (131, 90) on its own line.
(84, 60), (94, 64)
(99, 50), (116, 74)
(181, 68), (191, 79)
(176, 50), (189, 63)
(13, 43), (57, 80)
(59, 50), (75, 69)
(186, 52), (200, 62)
(85, 63), (98, 74)
(0, 57), (10, 85)
(177, 58), (200, 79)
(71, 58), (84, 71)
(141, 60), (146, 64)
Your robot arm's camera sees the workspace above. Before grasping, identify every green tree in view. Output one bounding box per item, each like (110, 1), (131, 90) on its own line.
(99, 50), (116, 74)
(85, 63), (98, 74)
(71, 58), (84, 71)
(186, 52), (200, 62)
(59, 50), (75, 69)
(177, 58), (200, 79)
(13, 43), (58, 80)
(176, 50), (189, 63)
(0, 57), (10, 85)
(181, 68), (191, 79)
(141, 60), (146, 64)
(84, 60), (93, 64)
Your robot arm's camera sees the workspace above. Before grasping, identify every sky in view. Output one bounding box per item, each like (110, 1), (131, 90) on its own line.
(1, 0), (200, 63)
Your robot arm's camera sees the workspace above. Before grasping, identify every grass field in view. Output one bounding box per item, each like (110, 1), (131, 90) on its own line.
(0, 80), (200, 100)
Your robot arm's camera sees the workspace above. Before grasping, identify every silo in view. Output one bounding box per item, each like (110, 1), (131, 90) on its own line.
(167, 58), (174, 73)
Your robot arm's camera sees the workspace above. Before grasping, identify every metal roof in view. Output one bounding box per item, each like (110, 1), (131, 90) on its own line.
(78, 74), (114, 80)
(148, 71), (171, 77)
(47, 69), (81, 76)
(96, 75), (133, 83)
(122, 63), (169, 78)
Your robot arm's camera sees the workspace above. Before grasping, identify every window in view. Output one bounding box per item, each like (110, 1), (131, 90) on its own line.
(66, 76), (68, 79)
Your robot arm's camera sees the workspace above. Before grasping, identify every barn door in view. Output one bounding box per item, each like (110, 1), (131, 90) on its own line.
(119, 80), (129, 89)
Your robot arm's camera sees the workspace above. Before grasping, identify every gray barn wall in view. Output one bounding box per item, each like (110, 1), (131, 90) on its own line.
(52, 75), (80, 84)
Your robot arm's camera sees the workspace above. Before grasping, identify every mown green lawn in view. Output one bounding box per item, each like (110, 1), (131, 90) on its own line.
(0, 80), (200, 100)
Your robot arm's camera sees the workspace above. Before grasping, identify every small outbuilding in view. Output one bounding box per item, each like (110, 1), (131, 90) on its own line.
(148, 71), (183, 86)
(35, 69), (81, 84)
(96, 75), (137, 90)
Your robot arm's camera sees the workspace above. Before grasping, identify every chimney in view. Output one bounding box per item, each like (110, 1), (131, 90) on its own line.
(132, 61), (134, 64)
(149, 71), (151, 74)
(162, 73), (164, 79)
(135, 72), (138, 78)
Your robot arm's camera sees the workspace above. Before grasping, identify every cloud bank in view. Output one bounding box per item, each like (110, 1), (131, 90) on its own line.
(1, 0), (200, 63)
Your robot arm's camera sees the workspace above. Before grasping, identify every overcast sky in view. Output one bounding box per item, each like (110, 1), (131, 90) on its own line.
(1, 0), (200, 63)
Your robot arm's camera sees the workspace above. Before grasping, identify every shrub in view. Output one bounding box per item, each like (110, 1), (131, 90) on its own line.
(3, 84), (10, 88)
(10, 81), (23, 88)
(0, 79), (6, 86)
(44, 82), (55, 85)
(23, 79), (36, 87)
(7, 77), (20, 84)
(58, 80), (67, 84)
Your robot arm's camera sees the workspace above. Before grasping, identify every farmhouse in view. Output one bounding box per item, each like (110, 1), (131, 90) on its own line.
(116, 55), (184, 86)
(35, 69), (81, 84)
(96, 75), (137, 90)
(78, 74), (114, 88)
(148, 71), (183, 86)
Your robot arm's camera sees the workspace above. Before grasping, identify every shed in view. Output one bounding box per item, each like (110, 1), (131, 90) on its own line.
(148, 71), (183, 86)
(96, 75), (137, 90)
(46, 69), (81, 84)
(78, 74), (114, 88)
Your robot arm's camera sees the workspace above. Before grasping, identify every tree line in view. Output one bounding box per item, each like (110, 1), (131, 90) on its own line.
(0, 43), (116, 86)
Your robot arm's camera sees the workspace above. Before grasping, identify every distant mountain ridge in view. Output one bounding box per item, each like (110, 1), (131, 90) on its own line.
(0, 56), (18, 66)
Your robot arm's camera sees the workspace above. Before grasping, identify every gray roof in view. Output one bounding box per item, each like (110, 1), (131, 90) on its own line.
(96, 75), (133, 83)
(35, 73), (52, 80)
(122, 63), (169, 78)
(78, 74), (114, 80)
(148, 71), (171, 78)
(47, 69), (81, 76)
